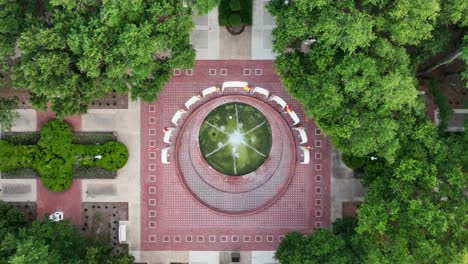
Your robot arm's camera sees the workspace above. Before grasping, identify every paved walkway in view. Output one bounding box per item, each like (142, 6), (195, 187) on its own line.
(140, 60), (331, 252)
(191, 0), (275, 60)
(35, 112), (83, 225)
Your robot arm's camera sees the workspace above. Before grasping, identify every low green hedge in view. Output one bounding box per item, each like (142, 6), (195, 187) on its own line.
(219, 0), (252, 26)
(0, 120), (128, 192)
(2, 132), (116, 145)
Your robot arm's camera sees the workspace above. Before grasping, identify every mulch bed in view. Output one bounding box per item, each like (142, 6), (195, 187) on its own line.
(82, 202), (129, 255)
(6, 202), (37, 223)
(0, 88), (128, 109)
(342, 201), (361, 218)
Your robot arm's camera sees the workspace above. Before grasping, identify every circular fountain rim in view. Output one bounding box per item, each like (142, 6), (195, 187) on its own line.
(175, 95), (297, 215)
(198, 102), (273, 176)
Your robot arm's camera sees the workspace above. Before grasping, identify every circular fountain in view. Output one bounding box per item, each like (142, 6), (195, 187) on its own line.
(176, 96), (296, 214)
(199, 103), (272, 176)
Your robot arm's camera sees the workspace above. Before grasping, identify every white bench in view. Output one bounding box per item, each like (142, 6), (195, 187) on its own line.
(118, 223), (127, 243)
(288, 110), (300, 126)
(161, 147), (171, 164)
(163, 127), (175, 144)
(299, 146), (310, 165)
(221, 81), (249, 92)
(185, 95), (202, 110)
(268, 95), (287, 110)
(171, 109), (187, 126)
(202, 86), (220, 98)
(293, 126), (308, 144)
(252, 86), (269, 99)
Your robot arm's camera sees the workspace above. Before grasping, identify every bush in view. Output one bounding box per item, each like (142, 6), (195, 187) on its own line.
(342, 154), (366, 170)
(71, 132), (116, 144)
(429, 80), (454, 131)
(1, 132), (41, 144)
(73, 141), (128, 171)
(0, 120), (128, 192)
(218, 0), (252, 26)
(229, 0), (241, 11)
(228, 13), (242, 25)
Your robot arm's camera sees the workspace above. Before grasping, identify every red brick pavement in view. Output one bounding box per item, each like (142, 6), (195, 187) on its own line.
(140, 60), (331, 251)
(35, 111), (83, 225)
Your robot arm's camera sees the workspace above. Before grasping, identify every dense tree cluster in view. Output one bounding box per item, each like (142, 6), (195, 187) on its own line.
(0, 0), (217, 117)
(268, 0), (467, 263)
(0, 202), (133, 263)
(0, 97), (19, 131)
(268, 0), (467, 161)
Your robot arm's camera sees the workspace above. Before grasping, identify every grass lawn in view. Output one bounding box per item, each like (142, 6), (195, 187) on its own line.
(219, 0), (253, 26)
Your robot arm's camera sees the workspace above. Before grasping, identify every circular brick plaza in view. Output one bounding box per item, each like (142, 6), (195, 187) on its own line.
(176, 95), (296, 214)
(140, 60), (330, 251)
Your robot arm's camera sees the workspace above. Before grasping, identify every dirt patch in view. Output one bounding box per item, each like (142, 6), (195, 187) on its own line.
(0, 88), (128, 109)
(89, 92), (128, 109)
(82, 202), (129, 255)
(6, 202), (37, 223)
(342, 201), (361, 218)
(0, 88), (32, 109)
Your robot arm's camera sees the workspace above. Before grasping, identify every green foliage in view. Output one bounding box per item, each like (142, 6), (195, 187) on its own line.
(228, 14), (242, 26)
(269, 0), (468, 262)
(428, 80), (454, 131)
(342, 154), (366, 170)
(356, 121), (468, 263)
(74, 141), (129, 171)
(0, 120), (128, 192)
(229, 0), (241, 11)
(0, 201), (27, 261)
(2, 1), (196, 117)
(275, 230), (353, 264)
(0, 97), (19, 131)
(219, 0), (252, 26)
(0, 206), (134, 264)
(190, 0), (220, 15)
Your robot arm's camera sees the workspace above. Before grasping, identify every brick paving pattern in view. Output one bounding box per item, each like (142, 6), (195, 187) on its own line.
(140, 60), (331, 251)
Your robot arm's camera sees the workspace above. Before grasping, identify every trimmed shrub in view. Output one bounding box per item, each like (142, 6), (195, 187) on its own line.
(0, 120), (128, 192)
(1, 132), (40, 144)
(218, 0), (252, 26)
(73, 141), (128, 171)
(229, 0), (241, 11)
(228, 13), (242, 26)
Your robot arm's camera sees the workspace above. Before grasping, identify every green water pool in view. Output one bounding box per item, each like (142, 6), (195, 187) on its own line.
(199, 103), (272, 176)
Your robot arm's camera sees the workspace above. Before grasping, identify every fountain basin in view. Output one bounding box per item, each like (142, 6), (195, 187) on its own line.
(199, 103), (272, 176)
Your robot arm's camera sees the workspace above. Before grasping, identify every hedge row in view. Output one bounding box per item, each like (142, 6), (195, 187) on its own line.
(1, 131), (117, 145)
(1, 131), (119, 179)
(0, 120), (128, 191)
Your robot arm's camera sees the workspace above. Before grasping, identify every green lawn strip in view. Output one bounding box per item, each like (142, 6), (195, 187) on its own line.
(219, 0), (253, 26)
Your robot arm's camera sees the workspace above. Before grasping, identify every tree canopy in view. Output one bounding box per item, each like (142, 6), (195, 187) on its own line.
(0, 97), (19, 131)
(268, 0), (467, 161)
(0, 0), (219, 116)
(268, 0), (468, 263)
(0, 201), (133, 264)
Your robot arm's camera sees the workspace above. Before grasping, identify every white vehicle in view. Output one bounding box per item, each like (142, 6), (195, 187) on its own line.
(49, 212), (64, 221)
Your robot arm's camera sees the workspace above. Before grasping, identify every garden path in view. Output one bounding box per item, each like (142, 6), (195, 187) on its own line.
(35, 112), (83, 225)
